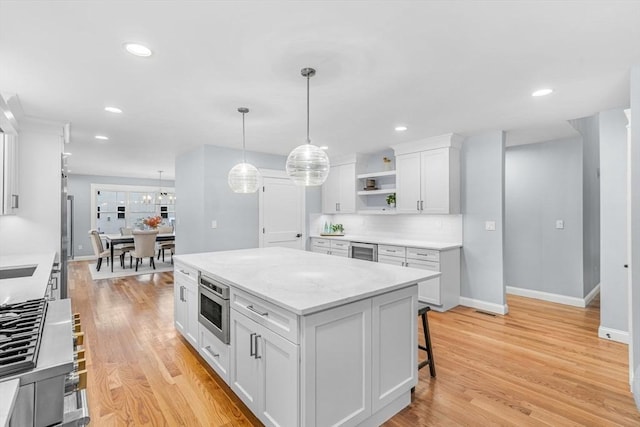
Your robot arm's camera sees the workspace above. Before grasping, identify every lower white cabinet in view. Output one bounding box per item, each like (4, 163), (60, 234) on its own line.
(199, 325), (230, 383)
(310, 238), (349, 257)
(174, 262), (198, 347)
(230, 308), (299, 427)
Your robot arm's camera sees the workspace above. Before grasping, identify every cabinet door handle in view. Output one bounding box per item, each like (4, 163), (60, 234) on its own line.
(416, 201), (420, 211)
(11, 194), (18, 209)
(180, 269), (190, 276)
(250, 332), (256, 357)
(420, 200), (424, 211)
(254, 334), (261, 359)
(179, 286), (184, 302)
(205, 345), (220, 358)
(247, 305), (268, 316)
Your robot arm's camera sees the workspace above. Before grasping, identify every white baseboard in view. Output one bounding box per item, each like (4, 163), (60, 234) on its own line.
(506, 284), (601, 308)
(459, 297), (509, 315)
(598, 326), (630, 344)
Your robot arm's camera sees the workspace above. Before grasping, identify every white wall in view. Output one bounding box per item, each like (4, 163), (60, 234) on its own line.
(460, 131), (506, 314)
(629, 65), (640, 402)
(0, 120), (62, 256)
(569, 115), (601, 296)
(599, 108), (629, 340)
(504, 138), (583, 298)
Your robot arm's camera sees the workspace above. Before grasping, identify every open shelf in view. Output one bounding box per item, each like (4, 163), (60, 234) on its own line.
(357, 170), (396, 179)
(357, 188), (397, 196)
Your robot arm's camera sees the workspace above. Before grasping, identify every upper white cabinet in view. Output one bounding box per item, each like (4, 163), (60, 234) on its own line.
(322, 156), (357, 214)
(1, 133), (19, 215)
(393, 133), (462, 214)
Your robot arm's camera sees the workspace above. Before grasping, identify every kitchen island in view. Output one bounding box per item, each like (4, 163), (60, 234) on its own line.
(174, 247), (439, 427)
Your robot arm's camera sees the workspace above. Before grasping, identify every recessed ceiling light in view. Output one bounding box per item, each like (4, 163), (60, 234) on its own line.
(124, 43), (152, 57)
(532, 88), (553, 97)
(95, 135), (109, 141)
(395, 126), (408, 132)
(319, 145), (329, 150)
(105, 106), (123, 114)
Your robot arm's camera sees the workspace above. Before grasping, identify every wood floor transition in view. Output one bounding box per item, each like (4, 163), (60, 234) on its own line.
(68, 260), (640, 426)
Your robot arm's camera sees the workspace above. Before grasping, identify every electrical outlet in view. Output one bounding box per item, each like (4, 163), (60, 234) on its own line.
(211, 220), (217, 229)
(485, 221), (496, 231)
(78, 244), (83, 250)
(556, 220), (564, 229)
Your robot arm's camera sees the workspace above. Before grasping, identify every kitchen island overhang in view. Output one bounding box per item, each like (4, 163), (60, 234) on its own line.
(173, 247), (439, 427)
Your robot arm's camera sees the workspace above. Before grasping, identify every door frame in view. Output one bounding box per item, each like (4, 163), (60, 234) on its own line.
(258, 169), (306, 249)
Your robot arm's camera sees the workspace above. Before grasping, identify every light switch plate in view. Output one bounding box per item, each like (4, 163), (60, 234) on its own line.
(211, 220), (218, 229)
(485, 221), (496, 231)
(556, 220), (564, 229)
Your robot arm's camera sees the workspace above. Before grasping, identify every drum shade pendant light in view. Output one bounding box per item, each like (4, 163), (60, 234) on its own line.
(286, 67), (330, 186)
(228, 107), (260, 193)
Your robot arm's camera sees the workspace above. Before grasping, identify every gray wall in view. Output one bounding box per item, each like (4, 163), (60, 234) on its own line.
(570, 115), (601, 296)
(67, 174), (175, 257)
(176, 144), (323, 255)
(630, 65), (640, 395)
(599, 109), (629, 334)
(504, 138), (583, 297)
(461, 131), (506, 309)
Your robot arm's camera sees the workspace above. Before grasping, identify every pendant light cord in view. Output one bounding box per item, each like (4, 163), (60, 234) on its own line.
(242, 111), (246, 163)
(306, 73), (311, 144)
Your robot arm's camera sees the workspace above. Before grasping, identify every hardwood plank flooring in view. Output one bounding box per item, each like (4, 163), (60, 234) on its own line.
(68, 260), (640, 426)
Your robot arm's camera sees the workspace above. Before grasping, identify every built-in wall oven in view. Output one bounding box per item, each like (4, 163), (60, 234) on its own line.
(349, 242), (378, 262)
(198, 274), (230, 344)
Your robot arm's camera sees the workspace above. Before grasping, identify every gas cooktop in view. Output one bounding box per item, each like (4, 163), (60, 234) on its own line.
(0, 298), (47, 377)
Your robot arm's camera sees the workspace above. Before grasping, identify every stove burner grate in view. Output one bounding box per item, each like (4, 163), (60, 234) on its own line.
(0, 299), (47, 377)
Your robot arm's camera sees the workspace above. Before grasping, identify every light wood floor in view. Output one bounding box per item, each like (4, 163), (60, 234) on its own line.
(68, 260), (640, 426)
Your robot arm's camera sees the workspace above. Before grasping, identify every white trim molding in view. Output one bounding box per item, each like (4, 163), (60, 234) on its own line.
(459, 297), (509, 315)
(598, 326), (630, 344)
(506, 284), (601, 308)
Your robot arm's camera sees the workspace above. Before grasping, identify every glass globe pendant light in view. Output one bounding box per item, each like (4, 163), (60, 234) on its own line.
(228, 107), (260, 193)
(286, 67), (330, 186)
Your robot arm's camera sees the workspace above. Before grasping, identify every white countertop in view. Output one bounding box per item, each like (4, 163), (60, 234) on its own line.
(0, 252), (56, 305)
(175, 247), (439, 315)
(310, 234), (462, 251)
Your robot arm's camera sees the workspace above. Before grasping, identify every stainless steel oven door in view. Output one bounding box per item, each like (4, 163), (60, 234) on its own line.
(198, 284), (230, 344)
(349, 242), (378, 262)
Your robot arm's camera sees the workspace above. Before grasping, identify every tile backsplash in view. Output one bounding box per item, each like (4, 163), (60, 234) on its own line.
(311, 213), (462, 243)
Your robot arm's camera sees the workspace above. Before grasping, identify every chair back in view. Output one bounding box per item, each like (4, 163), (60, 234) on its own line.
(132, 229), (159, 258)
(120, 227), (133, 236)
(157, 225), (173, 234)
(88, 229), (104, 256)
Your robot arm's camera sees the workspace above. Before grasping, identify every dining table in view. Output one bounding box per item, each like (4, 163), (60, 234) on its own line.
(102, 233), (176, 272)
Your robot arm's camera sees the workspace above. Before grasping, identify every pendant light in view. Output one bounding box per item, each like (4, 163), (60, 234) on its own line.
(286, 67), (330, 186)
(228, 107), (260, 193)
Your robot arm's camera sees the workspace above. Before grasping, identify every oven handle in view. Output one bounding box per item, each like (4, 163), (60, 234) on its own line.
(247, 305), (268, 316)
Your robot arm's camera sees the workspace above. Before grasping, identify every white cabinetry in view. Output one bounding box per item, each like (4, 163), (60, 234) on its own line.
(199, 325), (230, 382)
(310, 237), (349, 257)
(393, 133), (462, 214)
(1, 133), (19, 215)
(174, 262), (198, 347)
(322, 161), (356, 214)
(230, 289), (299, 427)
(378, 244), (460, 311)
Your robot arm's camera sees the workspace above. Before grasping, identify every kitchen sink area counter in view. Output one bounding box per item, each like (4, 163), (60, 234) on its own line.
(309, 233), (462, 251)
(0, 252), (56, 304)
(174, 247), (437, 427)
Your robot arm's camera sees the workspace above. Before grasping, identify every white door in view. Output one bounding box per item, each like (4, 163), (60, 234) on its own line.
(259, 170), (305, 250)
(395, 153), (422, 213)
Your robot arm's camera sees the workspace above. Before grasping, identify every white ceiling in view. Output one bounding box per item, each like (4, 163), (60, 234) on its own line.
(1, 1), (639, 180)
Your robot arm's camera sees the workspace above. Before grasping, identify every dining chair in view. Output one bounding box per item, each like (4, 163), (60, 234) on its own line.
(156, 225), (175, 262)
(118, 227), (136, 262)
(88, 230), (126, 271)
(131, 229), (159, 271)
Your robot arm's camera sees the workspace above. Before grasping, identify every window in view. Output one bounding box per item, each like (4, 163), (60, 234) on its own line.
(91, 183), (175, 233)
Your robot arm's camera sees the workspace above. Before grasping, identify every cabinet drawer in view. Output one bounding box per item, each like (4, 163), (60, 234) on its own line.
(174, 262), (198, 283)
(406, 247), (439, 262)
(331, 248), (349, 257)
(405, 259), (439, 271)
(311, 247), (330, 255)
(378, 245), (406, 258)
(231, 288), (299, 344)
(378, 255), (405, 267)
(199, 324), (230, 382)
(330, 240), (350, 250)
(311, 238), (330, 247)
